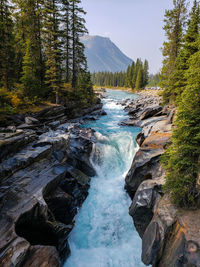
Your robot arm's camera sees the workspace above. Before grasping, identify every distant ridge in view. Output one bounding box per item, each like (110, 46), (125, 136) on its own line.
(81, 35), (133, 73)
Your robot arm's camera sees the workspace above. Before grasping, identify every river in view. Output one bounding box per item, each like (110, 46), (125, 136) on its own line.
(64, 89), (145, 267)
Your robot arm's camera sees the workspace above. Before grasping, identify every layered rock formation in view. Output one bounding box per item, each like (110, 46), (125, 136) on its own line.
(0, 102), (104, 267)
(124, 94), (200, 267)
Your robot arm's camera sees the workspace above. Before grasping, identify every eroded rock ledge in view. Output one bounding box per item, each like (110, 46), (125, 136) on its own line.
(124, 94), (200, 267)
(0, 102), (104, 267)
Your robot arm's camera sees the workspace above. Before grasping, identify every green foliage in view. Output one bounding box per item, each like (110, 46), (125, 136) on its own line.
(147, 73), (160, 87)
(91, 58), (149, 90)
(91, 71), (127, 88)
(0, 0), (15, 90)
(21, 38), (42, 98)
(70, 0), (88, 88)
(161, 1), (200, 207)
(162, 39), (200, 207)
(135, 65), (143, 90)
(160, 0), (187, 103)
(0, 0), (93, 112)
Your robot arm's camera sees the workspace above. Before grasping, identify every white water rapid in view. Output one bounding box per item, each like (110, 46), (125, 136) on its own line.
(64, 89), (146, 267)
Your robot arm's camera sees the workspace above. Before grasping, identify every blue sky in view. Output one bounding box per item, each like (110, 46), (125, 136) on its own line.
(82, 0), (192, 74)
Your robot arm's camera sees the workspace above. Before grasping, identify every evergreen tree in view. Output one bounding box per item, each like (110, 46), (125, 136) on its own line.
(126, 65), (131, 87)
(132, 58), (141, 89)
(0, 0), (15, 90)
(19, 0), (44, 97)
(61, 0), (72, 83)
(135, 64), (143, 90)
(43, 0), (62, 103)
(162, 38), (200, 207)
(70, 0), (88, 88)
(143, 59), (149, 87)
(160, 0), (187, 103)
(169, 0), (200, 102)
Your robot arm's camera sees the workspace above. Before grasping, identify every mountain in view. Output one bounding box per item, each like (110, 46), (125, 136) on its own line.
(81, 35), (133, 73)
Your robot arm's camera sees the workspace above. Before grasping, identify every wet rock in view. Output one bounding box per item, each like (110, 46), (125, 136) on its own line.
(44, 186), (74, 226)
(129, 179), (163, 238)
(0, 144), (52, 182)
(60, 165), (91, 214)
(125, 147), (164, 198)
(0, 130), (38, 162)
(0, 123), (96, 266)
(119, 119), (139, 127)
(136, 132), (145, 146)
(142, 221), (162, 265)
(23, 246), (60, 267)
(48, 121), (61, 130)
(142, 195), (178, 266)
(66, 125), (96, 177)
(139, 106), (163, 120)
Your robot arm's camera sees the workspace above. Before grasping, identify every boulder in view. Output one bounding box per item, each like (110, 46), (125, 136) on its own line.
(66, 125), (96, 177)
(157, 208), (200, 267)
(25, 117), (39, 125)
(142, 195), (177, 266)
(139, 106), (163, 120)
(141, 132), (171, 150)
(125, 147), (164, 198)
(141, 195), (200, 267)
(129, 179), (163, 237)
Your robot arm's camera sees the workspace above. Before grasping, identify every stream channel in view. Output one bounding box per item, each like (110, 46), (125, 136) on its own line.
(64, 89), (146, 267)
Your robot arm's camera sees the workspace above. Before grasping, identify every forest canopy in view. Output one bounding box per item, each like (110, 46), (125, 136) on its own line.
(0, 0), (95, 116)
(161, 0), (200, 207)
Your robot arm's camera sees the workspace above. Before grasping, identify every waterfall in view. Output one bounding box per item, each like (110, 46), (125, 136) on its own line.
(64, 89), (145, 267)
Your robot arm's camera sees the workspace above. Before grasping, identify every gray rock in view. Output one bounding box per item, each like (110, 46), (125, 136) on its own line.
(129, 179), (163, 237)
(125, 147), (164, 198)
(139, 106), (163, 120)
(0, 130), (38, 162)
(25, 117), (39, 125)
(0, 124), (96, 266)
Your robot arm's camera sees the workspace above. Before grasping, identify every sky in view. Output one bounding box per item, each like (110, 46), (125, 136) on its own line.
(82, 0), (192, 74)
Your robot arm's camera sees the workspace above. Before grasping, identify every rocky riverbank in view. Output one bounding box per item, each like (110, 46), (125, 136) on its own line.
(123, 93), (200, 267)
(0, 99), (105, 267)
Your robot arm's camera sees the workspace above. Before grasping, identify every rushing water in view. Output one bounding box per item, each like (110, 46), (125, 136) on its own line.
(64, 89), (145, 267)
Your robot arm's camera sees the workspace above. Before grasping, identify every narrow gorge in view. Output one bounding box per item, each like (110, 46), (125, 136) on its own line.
(1, 88), (200, 267)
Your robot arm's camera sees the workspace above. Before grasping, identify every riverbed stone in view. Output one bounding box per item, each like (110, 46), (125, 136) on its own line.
(125, 147), (164, 198)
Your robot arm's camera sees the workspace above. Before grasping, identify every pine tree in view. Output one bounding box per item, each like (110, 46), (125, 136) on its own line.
(169, 0), (200, 102)
(43, 0), (62, 103)
(0, 0), (15, 90)
(143, 59), (149, 87)
(162, 38), (200, 207)
(18, 0), (44, 98)
(132, 58), (141, 89)
(70, 0), (88, 89)
(135, 64), (143, 90)
(126, 65), (131, 87)
(160, 0), (187, 103)
(61, 0), (72, 83)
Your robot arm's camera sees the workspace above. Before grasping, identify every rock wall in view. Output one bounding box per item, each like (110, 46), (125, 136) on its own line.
(0, 102), (104, 267)
(124, 94), (200, 267)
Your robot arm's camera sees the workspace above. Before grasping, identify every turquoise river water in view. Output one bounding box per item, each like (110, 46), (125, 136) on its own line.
(64, 89), (146, 267)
